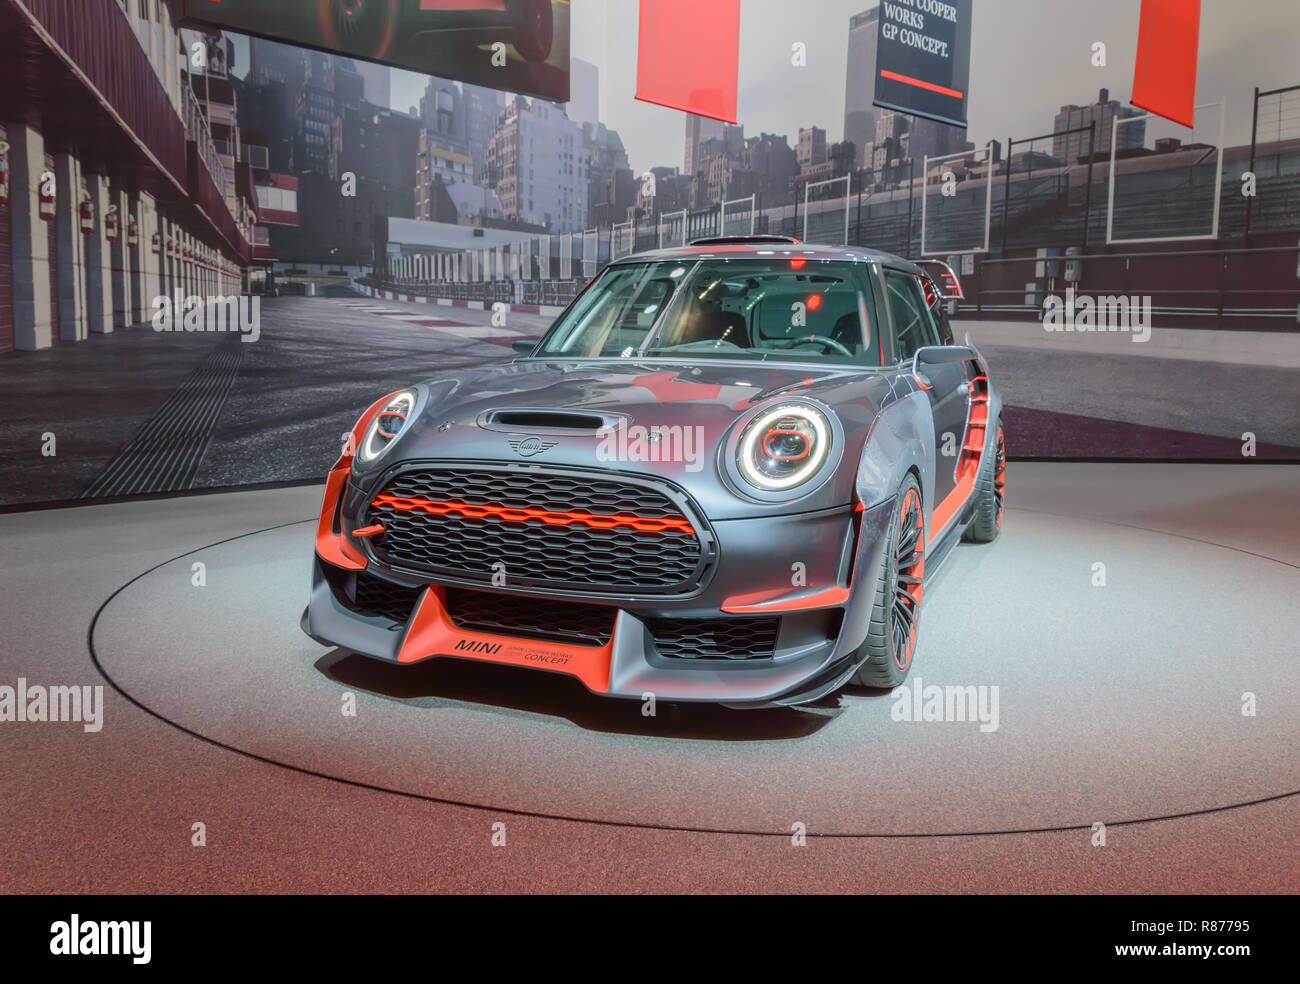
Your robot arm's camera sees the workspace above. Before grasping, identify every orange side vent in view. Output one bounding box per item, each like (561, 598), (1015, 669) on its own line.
(932, 373), (992, 538)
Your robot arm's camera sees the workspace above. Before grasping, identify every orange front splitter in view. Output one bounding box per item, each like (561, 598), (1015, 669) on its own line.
(397, 585), (614, 694)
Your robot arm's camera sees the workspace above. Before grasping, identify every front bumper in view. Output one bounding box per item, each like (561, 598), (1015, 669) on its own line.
(302, 490), (896, 705)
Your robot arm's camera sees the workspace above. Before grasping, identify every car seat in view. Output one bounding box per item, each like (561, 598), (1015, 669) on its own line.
(677, 306), (751, 349)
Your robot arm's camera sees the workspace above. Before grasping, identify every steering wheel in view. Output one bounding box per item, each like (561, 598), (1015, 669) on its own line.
(784, 334), (854, 357)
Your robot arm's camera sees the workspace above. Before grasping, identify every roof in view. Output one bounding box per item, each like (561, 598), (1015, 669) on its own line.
(617, 239), (923, 273)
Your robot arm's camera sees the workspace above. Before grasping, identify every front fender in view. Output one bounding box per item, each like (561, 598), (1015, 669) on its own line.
(854, 389), (935, 517)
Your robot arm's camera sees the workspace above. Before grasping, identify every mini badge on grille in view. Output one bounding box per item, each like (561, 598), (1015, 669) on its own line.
(508, 436), (558, 457)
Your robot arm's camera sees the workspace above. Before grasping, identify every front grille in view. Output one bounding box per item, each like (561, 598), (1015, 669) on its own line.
(366, 465), (706, 594)
(444, 588), (615, 647)
(351, 571), (424, 623)
(647, 617), (780, 660)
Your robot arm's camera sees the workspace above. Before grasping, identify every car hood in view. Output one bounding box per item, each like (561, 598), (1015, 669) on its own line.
(351, 358), (895, 518)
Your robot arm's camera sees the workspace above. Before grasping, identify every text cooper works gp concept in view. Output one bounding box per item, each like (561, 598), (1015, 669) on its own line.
(302, 237), (1005, 707)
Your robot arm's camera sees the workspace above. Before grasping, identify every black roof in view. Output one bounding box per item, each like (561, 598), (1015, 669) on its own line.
(687, 234), (801, 246)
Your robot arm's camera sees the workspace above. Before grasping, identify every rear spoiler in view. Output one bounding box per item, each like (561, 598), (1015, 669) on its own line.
(913, 259), (964, 300)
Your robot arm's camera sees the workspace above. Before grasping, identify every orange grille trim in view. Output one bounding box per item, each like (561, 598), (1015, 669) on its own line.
(370, 493), (695, 535)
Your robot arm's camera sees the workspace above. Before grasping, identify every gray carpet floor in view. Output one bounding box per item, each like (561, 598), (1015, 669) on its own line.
(1, 463), (1297, 892)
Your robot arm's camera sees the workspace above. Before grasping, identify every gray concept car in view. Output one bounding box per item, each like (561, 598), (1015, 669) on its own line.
(302, 236), (1005, 706)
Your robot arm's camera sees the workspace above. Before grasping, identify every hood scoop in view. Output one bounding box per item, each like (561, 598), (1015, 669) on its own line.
(480, 408), (622, 433)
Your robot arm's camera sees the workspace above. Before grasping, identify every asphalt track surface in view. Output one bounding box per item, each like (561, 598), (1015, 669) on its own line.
(1, 463), (1296, 892)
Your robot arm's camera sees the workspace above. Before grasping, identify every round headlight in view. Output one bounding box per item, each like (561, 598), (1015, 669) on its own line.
(359, 389), (417, 464)
(736, 403), (832, 491)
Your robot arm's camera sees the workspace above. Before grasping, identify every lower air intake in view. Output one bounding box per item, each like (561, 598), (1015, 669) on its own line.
(444, 588), (616, 647)
(647, 616), (780, 660)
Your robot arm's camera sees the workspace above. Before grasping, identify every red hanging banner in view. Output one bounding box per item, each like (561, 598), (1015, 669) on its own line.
(635, 0), (740, 124)
(1131, 0), (1201, 128)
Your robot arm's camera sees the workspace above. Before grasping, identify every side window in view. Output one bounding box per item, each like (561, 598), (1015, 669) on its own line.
(884, 270), (941, 360)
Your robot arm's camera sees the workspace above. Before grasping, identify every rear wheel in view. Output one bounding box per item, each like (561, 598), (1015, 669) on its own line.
(963, 417), (1005, 543)
(510, 0), (553, 63)
(850, 475), (925, 689)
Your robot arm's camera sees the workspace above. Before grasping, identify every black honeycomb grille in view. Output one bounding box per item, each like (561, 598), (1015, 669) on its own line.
(646, 617), (780, 660)
(352, 572), (423, 624)
(367, 466), (705, 594)
(444, 588), (615, 647)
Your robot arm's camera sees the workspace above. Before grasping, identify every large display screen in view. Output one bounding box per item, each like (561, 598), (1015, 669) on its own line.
(182, 0), (570, 101)
(873, 0), (972, 127)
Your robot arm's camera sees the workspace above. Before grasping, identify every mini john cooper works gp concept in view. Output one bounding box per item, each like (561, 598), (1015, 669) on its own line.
(302, 237), (1006, 706)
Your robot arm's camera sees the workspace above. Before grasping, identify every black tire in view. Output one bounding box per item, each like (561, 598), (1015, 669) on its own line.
(510, 0), (554, 63)
(849, 474), (926, 689)
(963, 417), (1005, 543)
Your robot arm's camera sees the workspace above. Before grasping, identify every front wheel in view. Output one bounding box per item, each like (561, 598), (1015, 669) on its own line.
(850, 475), (926, 689)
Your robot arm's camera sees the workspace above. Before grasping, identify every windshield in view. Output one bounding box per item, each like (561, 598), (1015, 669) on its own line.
(532, 259), (883, 366)
(532, 261), (689, 358)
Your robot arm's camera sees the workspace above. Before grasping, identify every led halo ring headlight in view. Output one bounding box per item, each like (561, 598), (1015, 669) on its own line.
(736, 402), (833, 491)
(359, 389), (417, 464)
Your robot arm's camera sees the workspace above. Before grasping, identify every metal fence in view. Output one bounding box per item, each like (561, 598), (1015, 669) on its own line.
(968, 242), (1300, 328)
(372, 95), (1300, 329)
(720, 194), (756, 236)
